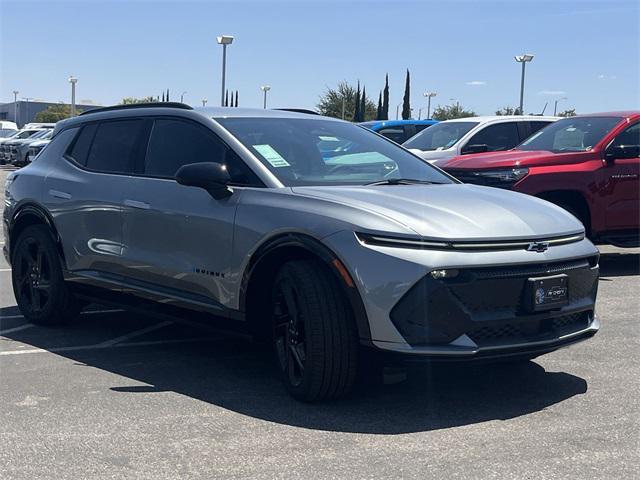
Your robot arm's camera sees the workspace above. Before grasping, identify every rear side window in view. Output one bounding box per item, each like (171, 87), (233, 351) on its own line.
(144, 118), (261, 185)
(86, 120), (145, 173)
(68, 124), (97, 165)
(529, 121), (552, 136)
(377, 127), (406, 144)
(467, 122), (520, 151)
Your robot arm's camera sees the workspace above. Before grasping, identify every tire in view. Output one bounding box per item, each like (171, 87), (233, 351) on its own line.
(272, 259), (358, 402)
(11, 225), (81, 325)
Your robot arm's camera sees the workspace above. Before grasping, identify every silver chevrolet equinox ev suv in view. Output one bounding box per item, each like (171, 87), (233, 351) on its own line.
(3, 104), (600, 401)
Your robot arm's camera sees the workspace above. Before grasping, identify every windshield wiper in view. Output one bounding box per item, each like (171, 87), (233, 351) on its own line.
(365, 178), (444, 186)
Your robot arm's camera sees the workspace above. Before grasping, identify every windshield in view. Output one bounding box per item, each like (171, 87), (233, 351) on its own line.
(403, 121), (478, 150)
(217, 117), (454, 187)
(518, 116), (621, 152)
(0, 129), (17, 138)
(29, 130), (50, 140)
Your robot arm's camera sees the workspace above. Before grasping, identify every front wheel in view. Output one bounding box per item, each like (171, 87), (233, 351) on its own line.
(272, 259), (358, 402)
(11, 225), (81, 325)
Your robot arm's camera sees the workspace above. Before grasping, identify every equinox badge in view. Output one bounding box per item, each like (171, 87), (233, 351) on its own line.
(527, 241), (550, 253)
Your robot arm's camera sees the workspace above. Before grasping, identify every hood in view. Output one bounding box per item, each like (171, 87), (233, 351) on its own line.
(408, 148), (455, 163)
(291, 184), (583, 241)
(439, 149), (593, 170)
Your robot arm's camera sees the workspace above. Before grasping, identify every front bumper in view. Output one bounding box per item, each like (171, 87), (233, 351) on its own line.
(323, 230), (600, 359)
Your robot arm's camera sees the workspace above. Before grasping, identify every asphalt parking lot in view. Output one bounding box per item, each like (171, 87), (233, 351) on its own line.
(0, 165), (638, 480)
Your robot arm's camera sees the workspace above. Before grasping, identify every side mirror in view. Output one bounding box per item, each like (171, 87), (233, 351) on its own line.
(605, 145), (640, 162)
(175, 162), (232, 199)
(461, 143), (489, 155)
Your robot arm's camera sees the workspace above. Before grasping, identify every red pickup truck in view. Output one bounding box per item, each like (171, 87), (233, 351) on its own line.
(438, 112), (640, 247)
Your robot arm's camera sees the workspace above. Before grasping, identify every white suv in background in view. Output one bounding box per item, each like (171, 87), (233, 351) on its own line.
(403, 115), (558, 163)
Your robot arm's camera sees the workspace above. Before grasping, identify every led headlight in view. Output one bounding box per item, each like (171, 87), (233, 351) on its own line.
(472, 167), (529, 187)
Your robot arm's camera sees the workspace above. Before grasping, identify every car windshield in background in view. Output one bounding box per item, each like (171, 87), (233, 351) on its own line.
(403, 121), (478, 150)
(518, 116), (621, 153)
(217, 117), (454, 187)
(0, 129), (17, 138)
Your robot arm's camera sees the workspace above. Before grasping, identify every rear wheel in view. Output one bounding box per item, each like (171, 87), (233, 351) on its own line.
(272, 259), (358, 402)
(11, 225), (81, 325)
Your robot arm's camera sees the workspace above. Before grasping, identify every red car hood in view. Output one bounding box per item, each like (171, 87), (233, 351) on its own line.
(438, 149), (593, 170)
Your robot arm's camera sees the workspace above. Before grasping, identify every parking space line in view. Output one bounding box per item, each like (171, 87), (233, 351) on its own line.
(96, 320), (173, 347)
(0, 324), (34, 335)
(0, 336), (217, 356)
(0, 309), (124, 321)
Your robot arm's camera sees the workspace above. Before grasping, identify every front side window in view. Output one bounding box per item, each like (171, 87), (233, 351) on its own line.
(217, 117), (454, 187)
(143, 118), (260, 185)
(86, 120), (145, 173)
(403, 121), (478, 150)
(519, 116), (622, 153)
(611, 122), (640, 148)
(465, 122), (520, 152)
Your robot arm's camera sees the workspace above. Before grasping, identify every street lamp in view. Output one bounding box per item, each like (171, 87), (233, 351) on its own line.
(260, 85), (271, 109)
(396, 102), (402, 120)
(202, 98), (208, 107)
(68, 76), (78, 116)
(514, 54), (534, 115)
(12, 90), (18, 125)
(22, 97), (33, 124)
(554, 96), (567, 116)
(216, 35), (234, 107)
(423, 91), (437, 119)
(181, 91), (187, 103)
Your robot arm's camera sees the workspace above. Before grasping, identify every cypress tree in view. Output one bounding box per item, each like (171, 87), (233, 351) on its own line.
(376, 91), (383, 120)
(402, 69), (411, 120)
(225, 90), (229, 107)
(382, 73), (390, 120)
(166, 89), (170, 101)
(235, 90), (238, 107)
(360, 85), (367, 122)
(352, 81), (361, 122)
(161, 91), (165, 102)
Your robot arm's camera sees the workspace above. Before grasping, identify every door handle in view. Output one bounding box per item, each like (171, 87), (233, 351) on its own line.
(124, 199), (151, 210)
(48, 189), (72, 200)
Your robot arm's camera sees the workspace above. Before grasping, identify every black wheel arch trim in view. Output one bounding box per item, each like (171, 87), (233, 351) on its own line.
(9, 202), (66, 265)
(239, 232), (372, 343)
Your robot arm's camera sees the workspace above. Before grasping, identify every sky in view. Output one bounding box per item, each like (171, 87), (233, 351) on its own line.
(1, 0), (638, 116)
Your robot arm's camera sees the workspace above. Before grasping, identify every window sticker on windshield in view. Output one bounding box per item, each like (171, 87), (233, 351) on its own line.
(253, 144), (291, 167)
(319, 136), (340, 142)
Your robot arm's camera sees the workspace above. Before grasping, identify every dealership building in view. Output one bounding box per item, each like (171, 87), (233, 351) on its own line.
(0, 100), (102, 127)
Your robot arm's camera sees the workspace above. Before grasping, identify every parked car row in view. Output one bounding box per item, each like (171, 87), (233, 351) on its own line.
(0, 124), (54, 166)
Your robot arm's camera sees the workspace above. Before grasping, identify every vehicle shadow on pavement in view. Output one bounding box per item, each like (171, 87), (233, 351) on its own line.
(1, 309), (588, 435)
(599, 253), (640, 277)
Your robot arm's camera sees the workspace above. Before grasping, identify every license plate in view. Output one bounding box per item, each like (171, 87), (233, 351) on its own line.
(527, 274), (569, 312)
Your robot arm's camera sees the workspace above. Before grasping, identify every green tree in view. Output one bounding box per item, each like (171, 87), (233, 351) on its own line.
(557, 108), (576, 117)
(235, 90), (238, 107)
(432, 102), (476, 120)
(34, 104), (81, 122)
(382, 74), (389, 120)
(316, 81), (376, 121)
(359, 85), (367, 122)
(353, 81), (361, 122)
(495, 106), (521, 115)
(402, 69), (411, 120)
(120, 96), (155, 104)
(376, 91), (383, 120)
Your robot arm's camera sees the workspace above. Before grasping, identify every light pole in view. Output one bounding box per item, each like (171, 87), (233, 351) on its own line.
(22, 97), (33, 124)
(396, 103), (402, 120)
(68, 76), (78, 116)
(423, 91), (437, 119)
(554, 96), (567, 116)
(514, 54), (534, 115)
(202, 98), (208, 107)
(12, 90), (18, 125)
(216, 35), (234, 107)
(260, 85), (271, 109)
(181, 91), (187, 103)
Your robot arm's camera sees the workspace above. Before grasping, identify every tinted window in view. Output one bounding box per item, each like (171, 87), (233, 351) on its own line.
(611, 122), (640, 147)
(377, 127), (406, 144)
(519, 116), (621, 152)
(68, 124), (97, 165)
(466, 122), (520, 151)
(529, 121), (552, 136)
(86, 120), (145, 173)
(414, 124), (432, 134)
(217, 117), (453, 187)
(403, 121), (478, 150)
(144, 118), (260, 185)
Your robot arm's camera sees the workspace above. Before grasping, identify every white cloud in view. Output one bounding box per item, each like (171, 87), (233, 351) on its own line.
(465, 81), (487, 86)
(539, 90), (566, 95)
(598, 74), (617, 80)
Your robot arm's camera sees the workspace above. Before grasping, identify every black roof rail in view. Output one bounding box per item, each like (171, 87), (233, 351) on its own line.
(78, 102), (193, 116)
(274, 108), (319, 115)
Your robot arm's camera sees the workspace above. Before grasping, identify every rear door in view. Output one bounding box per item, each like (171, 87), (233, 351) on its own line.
(601, 122), (640, 230)
(120, 116), (261, 311)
